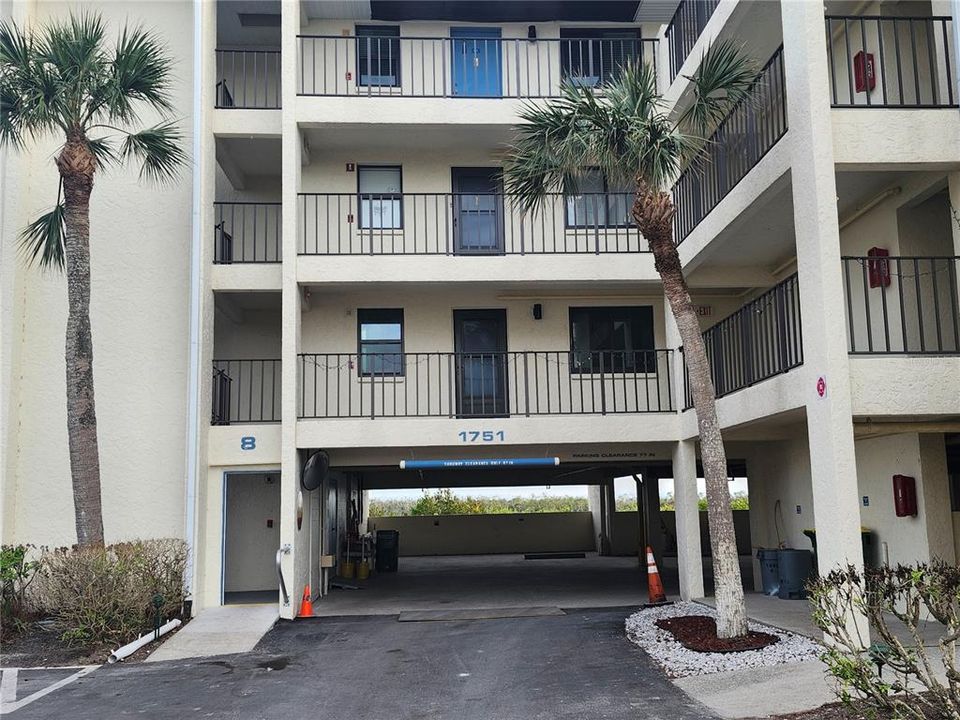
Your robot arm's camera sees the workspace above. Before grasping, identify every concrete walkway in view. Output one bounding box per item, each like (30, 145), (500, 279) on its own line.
(147, 604), (278, 662)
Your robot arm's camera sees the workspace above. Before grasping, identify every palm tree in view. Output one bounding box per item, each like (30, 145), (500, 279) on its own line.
(0, 13), (186, 546)
(502, 42), (757, 638)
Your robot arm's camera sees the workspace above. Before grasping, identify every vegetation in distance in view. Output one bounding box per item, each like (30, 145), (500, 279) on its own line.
(369, 488), (749, 517)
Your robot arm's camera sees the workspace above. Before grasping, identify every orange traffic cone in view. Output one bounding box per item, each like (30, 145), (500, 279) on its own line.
(645, 546), (667, 605)
(298, 585), (314, 618)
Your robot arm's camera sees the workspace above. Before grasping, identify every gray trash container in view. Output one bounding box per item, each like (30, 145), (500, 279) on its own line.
(757, 548), (780, 596)
(777, 549), (813, 600)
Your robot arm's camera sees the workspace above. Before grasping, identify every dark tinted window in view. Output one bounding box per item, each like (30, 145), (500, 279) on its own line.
(356, 25), (401, 87)
(560, 28), (642, 87)
(358, 308), (404, 375)
(569, 306), (655, 372)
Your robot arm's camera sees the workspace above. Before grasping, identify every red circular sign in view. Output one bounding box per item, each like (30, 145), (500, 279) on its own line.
(816, 376), (826, 397)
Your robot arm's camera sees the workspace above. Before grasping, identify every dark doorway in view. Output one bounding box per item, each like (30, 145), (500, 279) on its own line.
(452, 167), (504, 254)
(453, 309), (509, 417)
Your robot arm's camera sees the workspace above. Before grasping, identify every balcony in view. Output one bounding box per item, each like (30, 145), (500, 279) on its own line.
(212, 359), (281, 424)
(296, 35), (657, 98)
(825, 15), (957, 108)
(665, 0), (720, 84)
(215, 49), (281, 109)
(672, 45), (787, 245)
(214, 202), (282, 263)
(684, 273), (803, 409)
(842, 256), (960, 354)
(297, 192), (646, 256)
(297, 350), (674, 419)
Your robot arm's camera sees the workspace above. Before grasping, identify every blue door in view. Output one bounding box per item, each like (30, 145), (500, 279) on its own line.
(451, 28), (502, 97)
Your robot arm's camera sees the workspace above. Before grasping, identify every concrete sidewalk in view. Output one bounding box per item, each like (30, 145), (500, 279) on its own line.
(147, 604), (278, 662)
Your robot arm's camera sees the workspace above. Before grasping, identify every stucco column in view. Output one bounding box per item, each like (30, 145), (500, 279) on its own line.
(918, 434), (956, 565)
(781, 2), (865, 581)
(278, 0), (303, 620)
(673, 440), (705, 600)
(185, 0), (218, 612)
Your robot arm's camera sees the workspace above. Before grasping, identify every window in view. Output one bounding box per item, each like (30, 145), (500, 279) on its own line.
(358, 166), (402, 229)
(565, 169), (632, 228)
(356, 25), (400, 87)
(569, 306), (655, 373)
(358, 309), (404, 376)
(560, 28), (642, 87)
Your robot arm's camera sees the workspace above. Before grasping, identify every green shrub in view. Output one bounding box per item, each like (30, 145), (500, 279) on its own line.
(41, 539), (187, 647)
(809, 561), (960, 720)
(0, 544), (44, 630)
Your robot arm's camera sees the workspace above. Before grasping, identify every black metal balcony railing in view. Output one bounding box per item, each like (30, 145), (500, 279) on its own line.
(213, 202), (282, 263)
(684, 273), (802, 408)
(298, 192), (646, 255)
(826, 16), (957, 108)
(665, 0), (721, 84)
(296, 35), (658, 97)
(211, 359), (281, 424)
(298, 350), (674, 419)
(842, 256), (960, 355)
(215, 49), (281, 109)
(673, 46), (787, 245)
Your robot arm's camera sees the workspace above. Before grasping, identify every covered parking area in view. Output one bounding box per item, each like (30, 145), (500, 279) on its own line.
(309, 455), (752, 616)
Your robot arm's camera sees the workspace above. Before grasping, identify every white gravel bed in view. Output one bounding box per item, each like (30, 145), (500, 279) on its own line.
(625, 601), (822, 678)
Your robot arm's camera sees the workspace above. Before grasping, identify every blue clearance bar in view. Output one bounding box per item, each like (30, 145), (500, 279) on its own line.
(399, 458), (560, 470)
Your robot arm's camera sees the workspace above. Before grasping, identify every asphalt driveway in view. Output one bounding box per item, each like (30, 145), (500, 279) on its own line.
(9, 607), (715, 719)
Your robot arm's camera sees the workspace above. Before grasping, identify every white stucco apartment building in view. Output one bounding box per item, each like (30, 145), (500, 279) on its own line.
(1, 0), (959, 619)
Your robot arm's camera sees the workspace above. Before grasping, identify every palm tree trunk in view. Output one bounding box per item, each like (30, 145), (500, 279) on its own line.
(633, 183), (747, 639)
(57, 130), (104, 547)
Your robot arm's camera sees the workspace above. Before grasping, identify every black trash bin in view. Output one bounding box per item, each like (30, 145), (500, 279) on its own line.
(777, 549), (813, 600)
(376, 530), (400, 573)
(756, 548), (780, 596)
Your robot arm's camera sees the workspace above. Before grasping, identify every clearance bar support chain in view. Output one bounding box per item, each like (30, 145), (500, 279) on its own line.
(399, 458), (561, 470)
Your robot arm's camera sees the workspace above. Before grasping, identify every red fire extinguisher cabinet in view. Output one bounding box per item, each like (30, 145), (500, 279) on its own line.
(893, 474), (918, 517)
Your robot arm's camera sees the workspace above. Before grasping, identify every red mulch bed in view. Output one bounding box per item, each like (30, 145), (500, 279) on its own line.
(655, 615), (779, 653)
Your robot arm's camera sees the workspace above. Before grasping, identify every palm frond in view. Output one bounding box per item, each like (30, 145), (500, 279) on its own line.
(105, 25), (174, 122)
(37, 11), (107, 89)
(119, 120), (187, 182)
(86, 135), (116, 170)
(678, 39), (758, 134)
(19, 199), (66, 270)
(0, 20), (64, 145)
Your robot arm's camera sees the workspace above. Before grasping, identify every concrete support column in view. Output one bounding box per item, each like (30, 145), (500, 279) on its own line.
(673, 440), (705, 600)
(186, 0), (218, 612)
(782, 1), (866, 592)
(919, 434), (956, 565)
(279, 0), (304, 620)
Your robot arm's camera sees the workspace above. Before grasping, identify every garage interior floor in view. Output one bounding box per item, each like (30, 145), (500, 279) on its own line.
(311, 553), (751, 617)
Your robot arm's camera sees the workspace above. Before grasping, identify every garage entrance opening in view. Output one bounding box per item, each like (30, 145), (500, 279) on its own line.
(223, 471), (280, 604)
(310, 458), (753, 615)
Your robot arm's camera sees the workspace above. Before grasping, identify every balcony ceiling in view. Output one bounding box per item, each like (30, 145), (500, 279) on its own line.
(368, 1), (642, 22)
(217, 1), (281, 48)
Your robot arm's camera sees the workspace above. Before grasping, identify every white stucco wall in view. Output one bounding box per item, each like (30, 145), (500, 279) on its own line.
(1, 1), (195, 547)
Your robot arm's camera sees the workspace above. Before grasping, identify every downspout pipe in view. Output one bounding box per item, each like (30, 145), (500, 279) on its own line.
(107, 619), (182, 664)
(182, 0), (203, 614)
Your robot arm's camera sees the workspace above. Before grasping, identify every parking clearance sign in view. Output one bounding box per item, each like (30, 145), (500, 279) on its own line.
(399, 458), (561, 470)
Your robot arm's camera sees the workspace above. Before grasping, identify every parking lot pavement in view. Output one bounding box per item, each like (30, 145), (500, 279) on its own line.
(8, 607), (716, 719)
